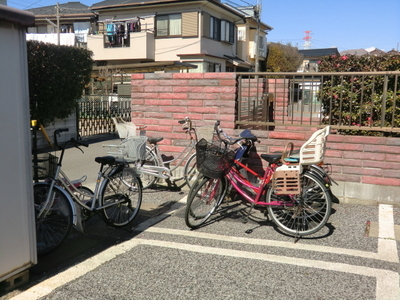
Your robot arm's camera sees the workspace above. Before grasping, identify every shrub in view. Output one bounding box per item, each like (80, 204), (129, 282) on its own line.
(318, 54), (400, 136)
(28, 41), (93, 126)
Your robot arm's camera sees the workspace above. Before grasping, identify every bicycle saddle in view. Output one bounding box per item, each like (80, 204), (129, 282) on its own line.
(260, 154), (281, 164)
(148, 137), (163, 144)
(95, 156), (116, 165)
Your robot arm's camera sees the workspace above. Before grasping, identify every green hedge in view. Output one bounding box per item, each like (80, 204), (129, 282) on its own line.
(28, 41), (93, 126)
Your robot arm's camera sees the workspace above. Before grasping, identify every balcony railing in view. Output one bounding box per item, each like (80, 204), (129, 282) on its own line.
(236, 71), (400, 135)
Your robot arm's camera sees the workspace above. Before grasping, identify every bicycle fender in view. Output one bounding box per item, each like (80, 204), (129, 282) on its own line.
(33, 182), (78, 227)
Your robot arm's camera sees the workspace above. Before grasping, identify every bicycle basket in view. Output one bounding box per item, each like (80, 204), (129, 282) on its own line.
(120, 136), (148, 160)
(272, 164), (301, 195)
(195, 138), (234, 179)
(32, 153), (58, 180)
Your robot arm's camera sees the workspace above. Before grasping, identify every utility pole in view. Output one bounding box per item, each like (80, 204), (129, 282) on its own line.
(254, 3), (260, 72)
(56, 2), (60, 45)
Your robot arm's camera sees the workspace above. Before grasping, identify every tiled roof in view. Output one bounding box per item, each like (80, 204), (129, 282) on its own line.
(26, 2), (91, 16)
(298, 48), (340, 58)
(340, 49), (368, 56)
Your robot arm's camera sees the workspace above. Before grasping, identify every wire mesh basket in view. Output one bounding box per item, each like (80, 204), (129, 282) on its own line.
(32, 153), (58, 180)
(106, 136), (148, 161)
(195, 138), (234, 179)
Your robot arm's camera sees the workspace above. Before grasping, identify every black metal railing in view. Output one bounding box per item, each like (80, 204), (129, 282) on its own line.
(236, 71), (400, 135)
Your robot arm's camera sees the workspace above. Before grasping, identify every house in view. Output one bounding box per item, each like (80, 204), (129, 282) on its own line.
(296, 48), (339, 107)
(298, 48), (340, 72)
(26, 2), (97, 47)
(87, 0), (272, 73)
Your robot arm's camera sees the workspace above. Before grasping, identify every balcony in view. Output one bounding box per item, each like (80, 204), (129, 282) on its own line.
(87, 31), (155, 61)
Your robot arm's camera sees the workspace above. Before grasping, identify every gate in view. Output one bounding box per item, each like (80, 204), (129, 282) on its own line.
(77, 95), (132, 138)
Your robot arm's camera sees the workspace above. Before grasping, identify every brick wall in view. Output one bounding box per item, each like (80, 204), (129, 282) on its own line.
(131, 72), (400, 205)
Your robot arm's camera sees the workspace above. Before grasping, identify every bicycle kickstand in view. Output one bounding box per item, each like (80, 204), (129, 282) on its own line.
(242, 202), (255, 224)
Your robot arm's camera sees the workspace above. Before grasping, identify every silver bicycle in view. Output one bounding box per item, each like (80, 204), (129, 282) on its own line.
(139, 117), (213, 189)
(33, 128), (144, 256)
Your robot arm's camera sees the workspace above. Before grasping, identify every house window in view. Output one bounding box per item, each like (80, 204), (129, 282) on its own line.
(221, 20), (234, 44)
(156, 14), (182, 37)
(209, 16), (220, 40)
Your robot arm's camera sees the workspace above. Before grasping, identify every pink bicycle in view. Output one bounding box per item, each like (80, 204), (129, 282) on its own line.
(185, 121), (332, 237)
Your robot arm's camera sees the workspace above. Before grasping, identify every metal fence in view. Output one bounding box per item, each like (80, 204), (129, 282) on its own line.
(77, 95), (131, 138)
(236, 71), (400, 135)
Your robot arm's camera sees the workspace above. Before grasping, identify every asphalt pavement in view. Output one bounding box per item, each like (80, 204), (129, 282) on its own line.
(1, 135), (400, 300)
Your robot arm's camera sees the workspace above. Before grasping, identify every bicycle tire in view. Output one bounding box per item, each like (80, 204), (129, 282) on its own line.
(266, 171), (332, 237)
(101, 167), (142, 227)
(33, 183), (73, 256)
(140, 146), (159, 189)
(185, 175), (226, 229)
(183, 153), (198, 189)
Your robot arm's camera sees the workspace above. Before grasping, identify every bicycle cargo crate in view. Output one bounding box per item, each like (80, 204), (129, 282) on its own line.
(272, 164), (300, 195)
(32, 153), (58, 180)
(196, 138), (234, 179)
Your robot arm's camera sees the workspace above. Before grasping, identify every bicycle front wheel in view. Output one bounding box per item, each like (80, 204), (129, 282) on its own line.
(184, 153), (198, 189)
(185, 176), (226, 229)
(140, 146), (159, 189)
(266, 171), (332, 237)
(33, 183), (73, 256)
(101, 167), (142, 227)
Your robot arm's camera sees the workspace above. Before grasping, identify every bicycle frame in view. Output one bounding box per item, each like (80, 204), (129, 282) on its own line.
(225, 158), (294, 207)
(139, 123), (197, 180)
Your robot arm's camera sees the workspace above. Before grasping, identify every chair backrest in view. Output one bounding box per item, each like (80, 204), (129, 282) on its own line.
(112, 117), (137, 139)
(299, 126), (330, 165)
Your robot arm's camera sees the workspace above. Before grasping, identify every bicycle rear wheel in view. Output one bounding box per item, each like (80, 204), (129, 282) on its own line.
(101, 167), (142, 227)
(266, 171), (332, 237)
(140, 146), (159, 189)
(184, 153), (198, 189)
(185, 175), (226, 229)
(33, 183), (73, 256)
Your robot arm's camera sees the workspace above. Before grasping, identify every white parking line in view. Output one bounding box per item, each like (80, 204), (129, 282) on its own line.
(139, 239), (400, 300)
(378, 204), (399, 263)
(10, 202), (399, 300)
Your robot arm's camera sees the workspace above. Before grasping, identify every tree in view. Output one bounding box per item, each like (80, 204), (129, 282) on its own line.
(28, 41), (93, 126)
(266, 43), (303, 72)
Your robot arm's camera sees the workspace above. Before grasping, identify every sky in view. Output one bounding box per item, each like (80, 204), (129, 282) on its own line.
(7, 0), (400, 53)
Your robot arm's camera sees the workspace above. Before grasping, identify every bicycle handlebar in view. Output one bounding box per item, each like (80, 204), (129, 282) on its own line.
(54, 128), (89, 150)
(213, 120), (258, 145)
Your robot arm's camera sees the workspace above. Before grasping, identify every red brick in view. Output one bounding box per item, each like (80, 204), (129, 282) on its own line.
(173, 99), (203, 106)
(160, 79), (189, 86)
(204, 86), (236, 93)
(363, 160), (400, 170)
(144, 99), (173, 106)
(173, 86), (204, 93)
(219, 79), (237, 86)
(190, 107), (219, 114)
(131, 73), (144, 79)
(131, 86), (144, 93)
(364, 145), (400, 154)
(188, 93), (219, 100)
(362, 176), (400, 186)
(189, 79), (219, 86)
(331, 174), (361, 183)
(159, 93), (187, 100)
(160, 106), (188, 113)
(343, 151), (385, 161)
(328, 143), (364, 151)
(204, 73), (236, 79)
(382, 169), (400, 178)
(145, 86), (173, 93)
(173, 73), (204, 79)
(268, 131), (306, 140)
